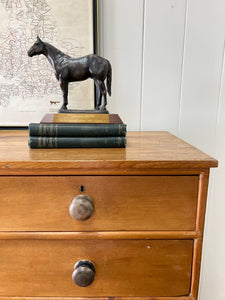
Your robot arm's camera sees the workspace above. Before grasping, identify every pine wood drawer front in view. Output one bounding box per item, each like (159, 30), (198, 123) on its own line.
(0, 175), (198, 231)
(0, 239), (193, 297)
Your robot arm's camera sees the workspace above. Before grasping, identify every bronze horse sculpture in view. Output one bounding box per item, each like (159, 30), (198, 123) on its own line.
(27, 36), (112, 111)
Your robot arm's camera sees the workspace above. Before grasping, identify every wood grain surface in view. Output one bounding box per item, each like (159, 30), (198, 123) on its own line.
(0, 239), (193, 297)
(0, 131), (218, 175)
(0, 231), (200, 240)
(0, 297), (194, 300)
(191, 171), (210, 299)
(0, 130), (217, 300)
(0, 175), (198, 231)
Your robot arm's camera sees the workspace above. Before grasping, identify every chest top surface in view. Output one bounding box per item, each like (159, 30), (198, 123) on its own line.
(0, 130), (217, 175)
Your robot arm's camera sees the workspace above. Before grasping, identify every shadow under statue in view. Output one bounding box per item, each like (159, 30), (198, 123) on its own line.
(27, 36), (112, 112)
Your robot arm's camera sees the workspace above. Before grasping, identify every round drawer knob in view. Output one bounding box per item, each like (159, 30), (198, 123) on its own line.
(72, 260), (95, 287)
(69, 195), (94, 221)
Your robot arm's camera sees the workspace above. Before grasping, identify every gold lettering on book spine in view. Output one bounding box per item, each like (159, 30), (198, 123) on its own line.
(38, 137), (41, 148)
(49, 137), (53, 148)
(49, 124), (53, 136)
(43, 125), (47, 136)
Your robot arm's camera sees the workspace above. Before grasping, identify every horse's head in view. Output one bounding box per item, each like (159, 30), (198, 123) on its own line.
(27, 36), (45, 57)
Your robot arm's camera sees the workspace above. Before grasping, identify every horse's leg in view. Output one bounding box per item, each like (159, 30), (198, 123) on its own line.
(59, 77), (68, 110)
(94, 80), (102, 110)
(99, 81), (107, 110)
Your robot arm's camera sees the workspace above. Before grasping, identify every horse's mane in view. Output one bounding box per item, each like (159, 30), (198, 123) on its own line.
(44, 42), (71, 58)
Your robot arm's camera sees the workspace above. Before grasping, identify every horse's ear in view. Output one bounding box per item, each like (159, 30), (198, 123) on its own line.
(37, 36), (42, 43)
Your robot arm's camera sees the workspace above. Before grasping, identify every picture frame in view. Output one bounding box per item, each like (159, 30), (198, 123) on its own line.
(0, 0), (98, 127)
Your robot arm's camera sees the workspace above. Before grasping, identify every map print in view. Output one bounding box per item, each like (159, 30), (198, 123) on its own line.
(0, 0), (94, 125)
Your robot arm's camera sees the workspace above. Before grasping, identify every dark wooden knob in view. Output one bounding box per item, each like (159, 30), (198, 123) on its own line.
(72, 260), (95, 287)
(69, 195), (94, 221)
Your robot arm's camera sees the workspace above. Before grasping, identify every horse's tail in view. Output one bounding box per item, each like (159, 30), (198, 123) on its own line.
(106, 60), (112, 96)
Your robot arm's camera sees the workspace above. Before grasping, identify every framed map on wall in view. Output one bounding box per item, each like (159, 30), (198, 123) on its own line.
(0, 0), (98, 126)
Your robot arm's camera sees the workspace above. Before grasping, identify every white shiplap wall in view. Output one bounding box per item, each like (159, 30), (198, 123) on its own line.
(99, 0), (225, 299)
(141, 0), (187, 134)
(99, 0), (144, 130)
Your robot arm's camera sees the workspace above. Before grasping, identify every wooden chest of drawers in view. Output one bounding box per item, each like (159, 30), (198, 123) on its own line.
(0, 131), (217, 300)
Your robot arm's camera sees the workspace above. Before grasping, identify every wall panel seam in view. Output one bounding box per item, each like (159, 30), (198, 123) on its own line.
(215, 37), (225, 151)
(139, 0), (146, 131)
(178, 0), (189, 136)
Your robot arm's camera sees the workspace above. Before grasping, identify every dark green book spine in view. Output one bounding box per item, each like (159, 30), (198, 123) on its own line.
(29, 123), (126, 137)
(28, 136), (126, 148)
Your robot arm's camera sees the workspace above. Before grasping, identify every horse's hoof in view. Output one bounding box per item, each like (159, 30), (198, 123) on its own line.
(60, 106), (67, 110)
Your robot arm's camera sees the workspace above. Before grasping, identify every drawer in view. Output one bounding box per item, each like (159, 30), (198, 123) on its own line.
(0, 176), (198, 231)
(0, 239), (193, 297)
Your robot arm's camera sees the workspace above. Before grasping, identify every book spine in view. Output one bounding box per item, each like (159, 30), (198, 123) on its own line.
(29, 123), (126, 137)
(28, 136), (126, 149)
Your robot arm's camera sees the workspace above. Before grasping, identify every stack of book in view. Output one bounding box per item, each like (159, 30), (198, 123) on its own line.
(28, 113), (127, 149)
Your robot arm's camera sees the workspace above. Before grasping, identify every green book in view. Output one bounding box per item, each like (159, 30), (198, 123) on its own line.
(28, 136), (126, 149)
(29, 123), (126, 137)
